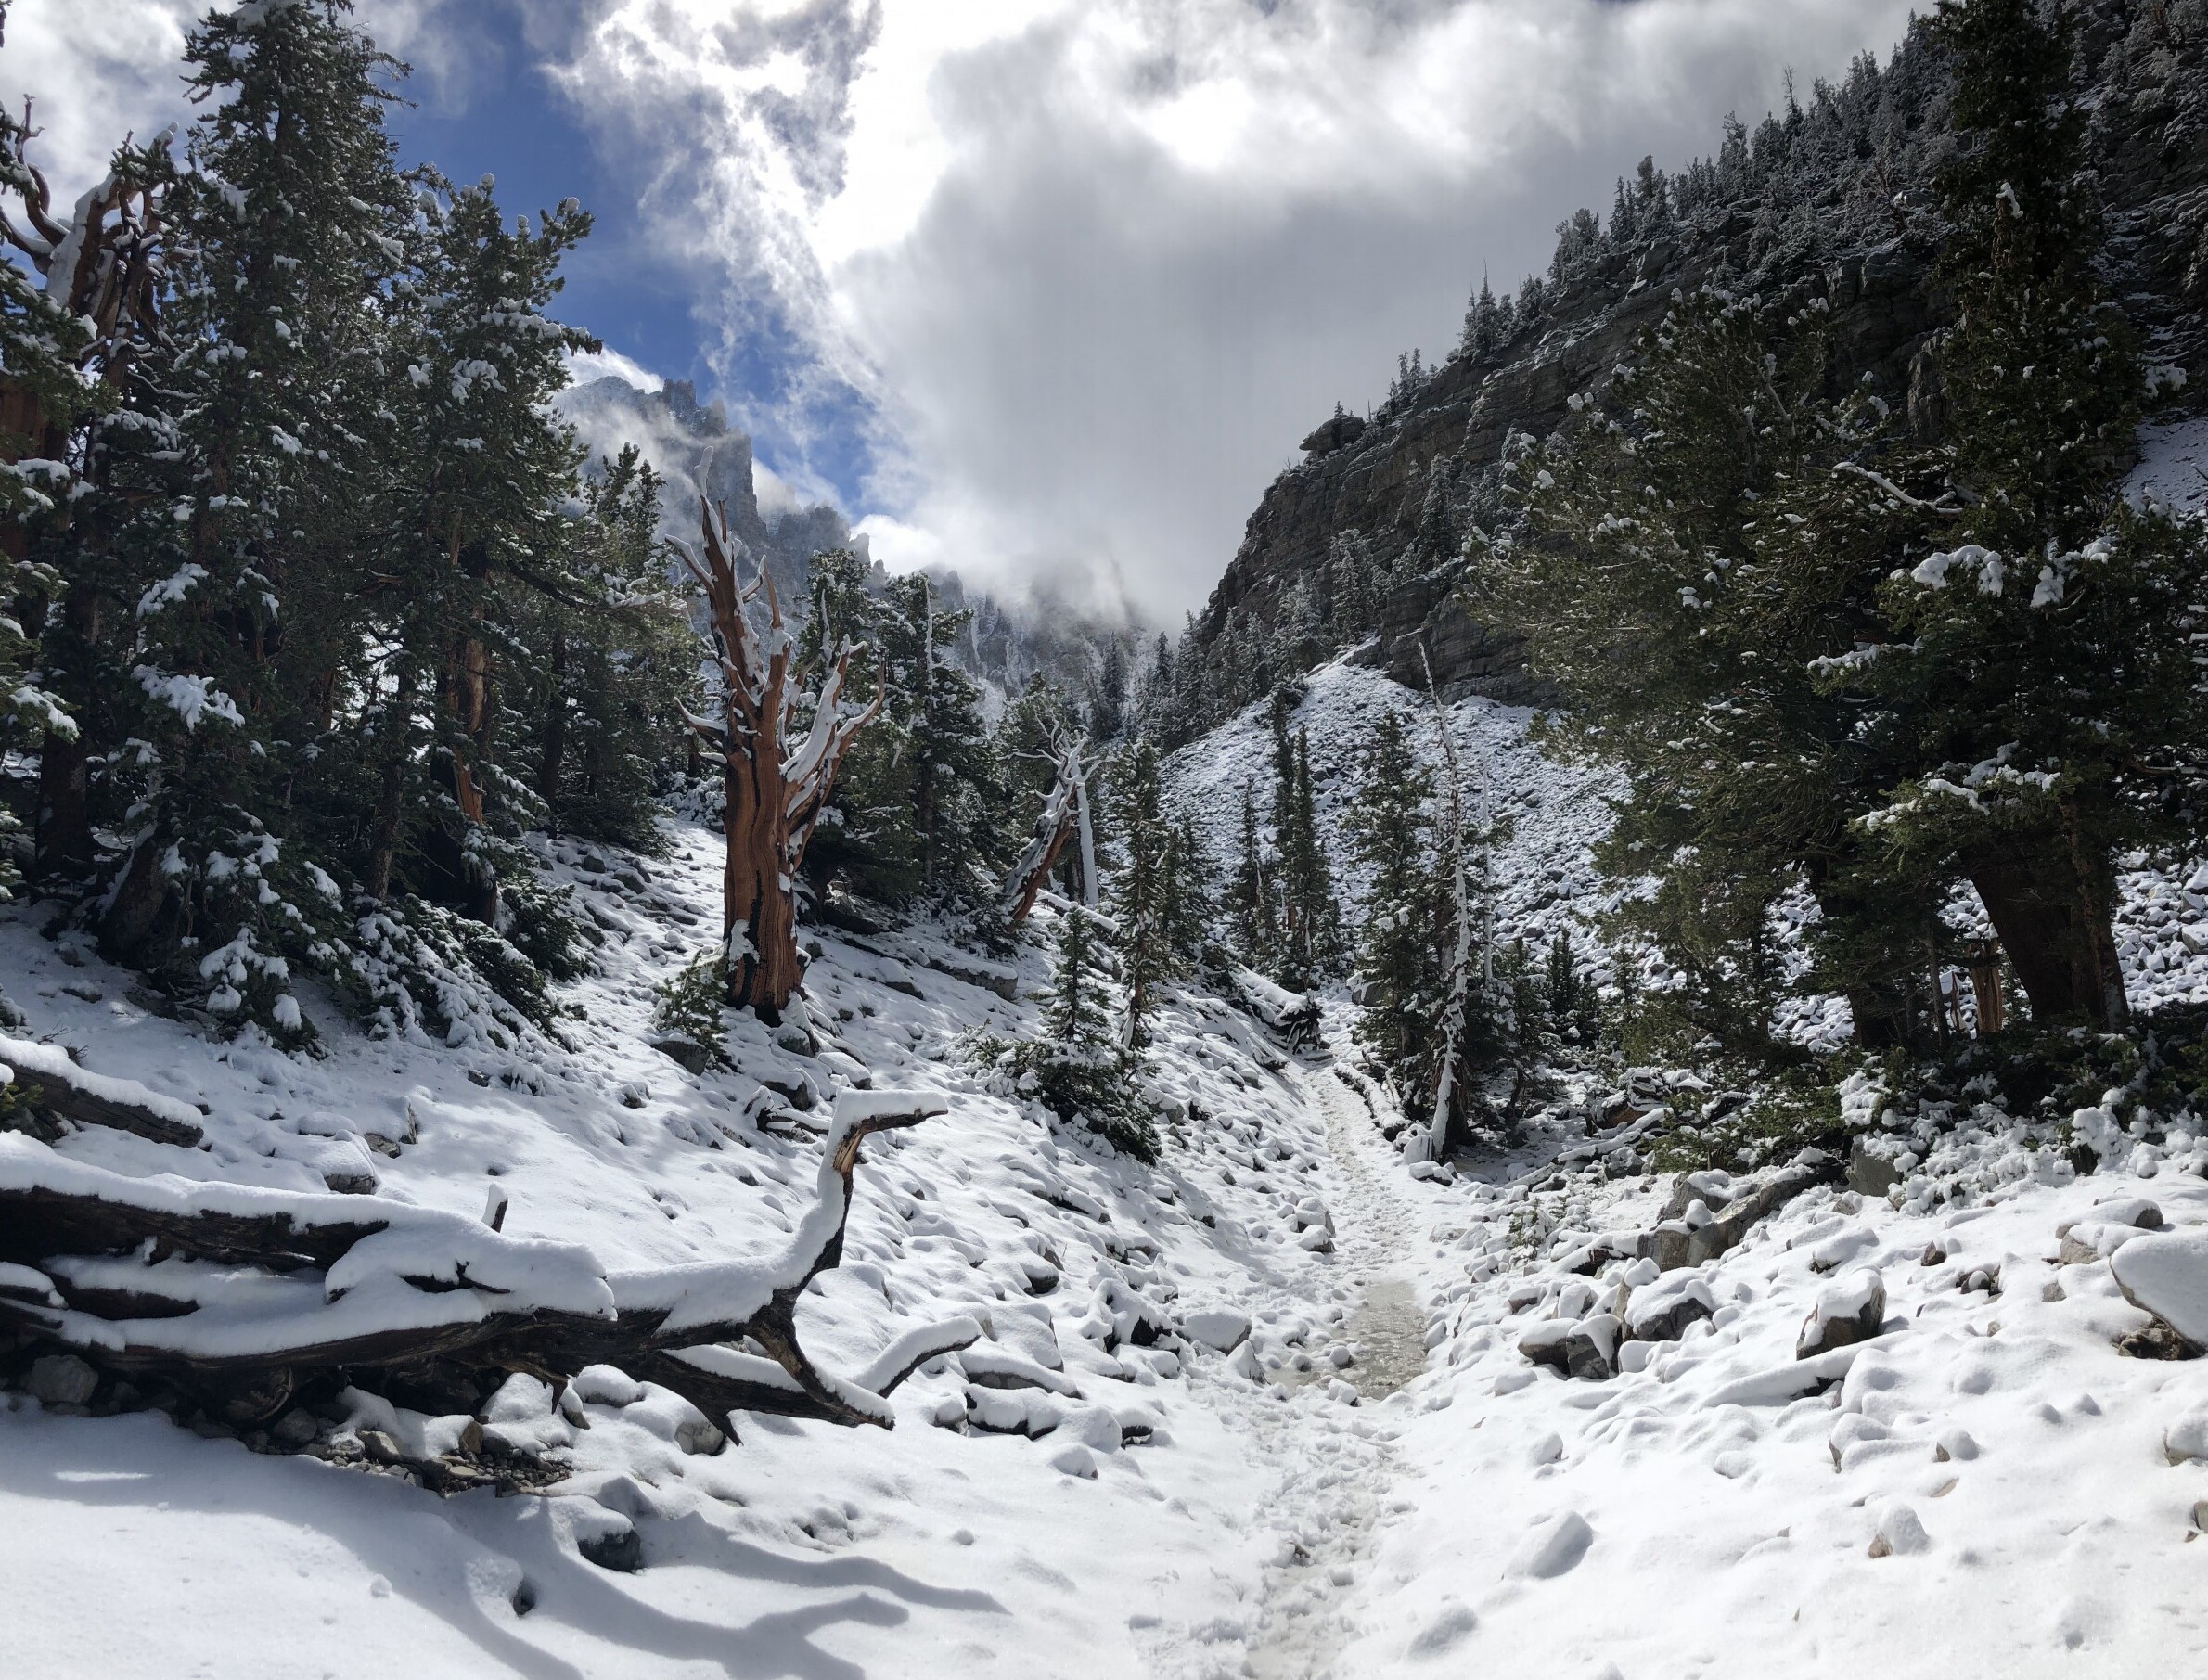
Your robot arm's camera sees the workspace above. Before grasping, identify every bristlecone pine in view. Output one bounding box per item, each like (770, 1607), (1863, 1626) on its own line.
(679, 501), (880, 1024)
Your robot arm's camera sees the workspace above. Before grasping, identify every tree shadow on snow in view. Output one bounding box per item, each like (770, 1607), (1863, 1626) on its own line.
(0, 1409), (1003, 1679)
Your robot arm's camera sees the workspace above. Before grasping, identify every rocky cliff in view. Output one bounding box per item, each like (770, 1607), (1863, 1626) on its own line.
(1175, 0), (2208, 719)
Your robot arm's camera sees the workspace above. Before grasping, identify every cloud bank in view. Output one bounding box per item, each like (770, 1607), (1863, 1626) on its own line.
(547, 0), (1924, 621)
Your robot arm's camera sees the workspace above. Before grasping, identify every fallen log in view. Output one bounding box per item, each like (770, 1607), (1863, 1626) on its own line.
(0, 1090), (976, 1430)
(0, 1034), (207, 1148)
(1638, 1148), (1842, 1271)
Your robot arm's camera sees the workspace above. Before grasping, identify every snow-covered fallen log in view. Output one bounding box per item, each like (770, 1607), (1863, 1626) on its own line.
(0, 1034), (207, 1148)
(1227, 967), (1322, 1048)
(1639, 1148), (1842, 1270)
(0, 1092), (974, 1436)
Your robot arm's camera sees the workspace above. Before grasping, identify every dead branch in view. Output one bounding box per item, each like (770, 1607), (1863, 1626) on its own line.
(0, 1094), (972, 1431)
(1, 1034), (206, 1148)
(1002, 735), (1098, 925)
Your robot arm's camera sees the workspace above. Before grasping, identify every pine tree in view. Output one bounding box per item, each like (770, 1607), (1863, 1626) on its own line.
(1344, 710), (1454, 1101)
(1264, 690), (1341, 988)
(1114, 738), (1175, 1047)
(1829, 0), (2208, 1030)
(1006, 904), (1156, 1161)
(350, 172), (596, 924)
(519, 445), (695, 848)
(1473, 287), (1946, 1056)
(1542, 930), (1596, 1045)
(880, 571), (995, 899)
(1090, 636), (1127, 743)
(1228, 780), (1279, 965)
(92, 0), (414, 1033)
(1160, 814), (1216, 970)
(1460, 274), (1502, 359)
(795, 546), (911, 905)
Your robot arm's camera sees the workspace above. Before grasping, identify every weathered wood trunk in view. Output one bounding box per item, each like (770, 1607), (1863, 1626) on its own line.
(1965, 823), (2126, 1030)
(720, 693), (802, 1025)
(680, 504), (879, 1027)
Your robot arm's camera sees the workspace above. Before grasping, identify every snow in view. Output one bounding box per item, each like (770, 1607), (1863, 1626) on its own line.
(2126, 415), (2208, 518)
(7, 662), (2208, 1674)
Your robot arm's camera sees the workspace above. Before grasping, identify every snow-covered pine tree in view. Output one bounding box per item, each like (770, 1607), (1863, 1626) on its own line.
(1344, 708), (1458, 1109)
(1542, 930), (1596, 1045)
(92, 0), (412, 1034)
(880, 571), (997, 900)
(0, 36), (122, 893)
(1832, 0), (2208, 1031)
(1006, 903), (1155, 1161)
(352, 172), (596, 929)
(794, 546), (914, 907)
(1161, 812), (1216, 971)
(1089, 635), (1127, 744)
(518, 444), (695, 849)
(1228, 780), (1280, 966)
(1264, 690), (1341, 989)
(1113, 737), (1175, 1048)
(1474, 285), (1947, 1057)
(1460, 274), (1502, 360)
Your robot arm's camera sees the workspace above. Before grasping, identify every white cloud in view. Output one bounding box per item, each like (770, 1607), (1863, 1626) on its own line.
(543, 0), (1923, 622)
(564, 342), (661, 391)
(3, 0), (196, 195)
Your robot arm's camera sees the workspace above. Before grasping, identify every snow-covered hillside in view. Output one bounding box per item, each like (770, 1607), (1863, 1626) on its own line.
(6, 663), (2208, 1678)
(1167, 658), (1618, 959)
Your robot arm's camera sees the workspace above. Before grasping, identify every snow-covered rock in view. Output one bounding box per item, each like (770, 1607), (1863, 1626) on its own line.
(2108, 1227), (2208, 1346)
(1796, 1267), (1887, 1358)
(1182, 1309), (1252, 1353)
(1507, 1510), (1594, 1579)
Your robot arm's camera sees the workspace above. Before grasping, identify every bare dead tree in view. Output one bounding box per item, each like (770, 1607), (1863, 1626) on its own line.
(1002, 732), (1100, 926)
(679, 502), (881, 1025)
(1412, 641), (1485, 1165)
(0, 109), (172, 399)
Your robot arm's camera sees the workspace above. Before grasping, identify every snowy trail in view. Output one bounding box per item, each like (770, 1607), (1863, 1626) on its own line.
(1243, 1059), (1431, 1680)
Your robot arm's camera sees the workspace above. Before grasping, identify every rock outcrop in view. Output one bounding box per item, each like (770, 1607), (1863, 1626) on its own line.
(1175, 1), (2208, 717)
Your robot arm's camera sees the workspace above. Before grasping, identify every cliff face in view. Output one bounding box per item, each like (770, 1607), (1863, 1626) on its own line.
(1181, 1), (2208, 710)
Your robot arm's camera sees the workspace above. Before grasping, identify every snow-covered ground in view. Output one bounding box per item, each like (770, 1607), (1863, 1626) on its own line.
(6, 661), (2208, 1677)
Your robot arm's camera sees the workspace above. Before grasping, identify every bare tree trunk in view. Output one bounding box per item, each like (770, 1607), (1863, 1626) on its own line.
(1964, 819), (2126, 1029)
(1003, 737), (1095, 925)
(444, 634), (498, 924)
(682, 505), (879, 1025)
(365, 660), (418, 904)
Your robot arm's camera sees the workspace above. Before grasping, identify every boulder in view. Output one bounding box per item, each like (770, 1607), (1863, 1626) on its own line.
(1624, 1273), (1716, 1343)
(1847, 1137), (1904, 1199)
(1517, 1318), (1575, 1374)
(1182, 1310), (1252, 1354)
(2108, 1228), (2208, 1351)
(647, 1034), (712, 1074)
(1868, 1501), (1931, 1558)
(1507, 1511), (1594, 1579)
(1562, 1315), (1620, 1381)
(25, 1353), (98, 1407)
(1797, 1267), (1887, 1360)
(1643, 1150), (1841, 1270)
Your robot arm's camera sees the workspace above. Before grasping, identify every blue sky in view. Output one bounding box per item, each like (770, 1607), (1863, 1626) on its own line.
(378, 5), (880, 514)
